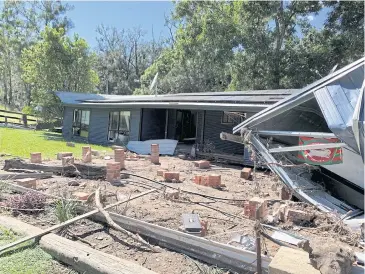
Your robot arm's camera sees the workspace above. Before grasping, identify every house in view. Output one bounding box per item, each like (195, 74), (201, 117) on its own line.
(55, 89), (297, 157)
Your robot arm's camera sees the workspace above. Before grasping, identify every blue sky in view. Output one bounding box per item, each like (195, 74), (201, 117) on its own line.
(67, 1), (174, 49)
(65, 1), (330, 49)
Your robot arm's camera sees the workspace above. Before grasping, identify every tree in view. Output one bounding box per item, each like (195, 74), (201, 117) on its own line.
(21, 27), (99, 120)
(95, 25), (164, 95)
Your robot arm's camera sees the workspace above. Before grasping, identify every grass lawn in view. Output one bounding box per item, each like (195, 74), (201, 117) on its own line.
(0, 127), (112, 159)
(0, 225), (53, 274)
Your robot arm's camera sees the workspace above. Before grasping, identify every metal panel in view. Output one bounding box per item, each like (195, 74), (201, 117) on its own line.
(204, 111), (245, 155)
(88, 108), (109, 145)
(233, 58), (365, 133)
(62, 107), (74, 140)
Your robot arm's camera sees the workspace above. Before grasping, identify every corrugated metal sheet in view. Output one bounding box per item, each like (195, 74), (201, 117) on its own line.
(127, 139), (178, 155)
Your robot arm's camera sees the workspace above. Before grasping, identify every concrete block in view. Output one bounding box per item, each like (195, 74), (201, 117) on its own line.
(157, 170), (165, 176)
(268, 246), (320, 274)
(208, 174), (221, 187)
(30, 152), (42, 163)
(164, 189), (180, 200)
(286, 209), (313, 223)
(150, 144), (159, 164)
(91, 150), (100, 156)
(82, 146), (92, 163)
(15, 178), (37, 189)
(62, 156), (74, 166)
(163, 172), (179, 182)
(57, 152), (73, 160)
(240, 167), (252, 180)
(194, 160), (210, 169)
(72, 192), (90, 201)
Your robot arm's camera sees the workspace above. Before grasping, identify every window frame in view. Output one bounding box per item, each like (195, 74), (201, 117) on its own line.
(108, 111), (131, 142)
(221, 112), (246, 125)
(72, 109), (90, 138)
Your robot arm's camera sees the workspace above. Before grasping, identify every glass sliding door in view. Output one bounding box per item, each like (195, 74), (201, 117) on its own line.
(72, 109), (90, 138)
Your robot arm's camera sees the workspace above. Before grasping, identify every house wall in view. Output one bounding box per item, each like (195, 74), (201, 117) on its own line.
(202, 110), (245, 155)
(62, 106), (141, 144)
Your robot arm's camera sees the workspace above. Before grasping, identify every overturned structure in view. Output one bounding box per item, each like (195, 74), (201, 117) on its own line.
(228, 58), (364, 213)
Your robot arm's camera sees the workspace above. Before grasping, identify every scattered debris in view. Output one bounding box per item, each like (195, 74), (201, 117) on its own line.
(72, 192), (90, 201)
(15, 178), (37, 189)
(91, 149), (100, 157)
(307, 237), (356, 274)
(181, 213), (203, 236)
(228, 234), (256, 252)
(67, 180), (80, 186)
(66, 142), (75, 147)
(5, 191), (46, 213)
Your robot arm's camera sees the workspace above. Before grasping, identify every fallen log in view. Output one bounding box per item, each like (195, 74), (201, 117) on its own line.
(0, 215), (156, 274)
(77, 206), (271, 272)
(0, 188), (157, 253)
(3, 158), (106, 179)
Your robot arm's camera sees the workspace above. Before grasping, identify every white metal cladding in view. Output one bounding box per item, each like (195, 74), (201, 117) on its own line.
(233, 57), (365, 133)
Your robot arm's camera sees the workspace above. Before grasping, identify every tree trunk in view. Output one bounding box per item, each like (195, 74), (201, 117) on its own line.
(2, 71), (8, 105)
(273, 0), (284, 89)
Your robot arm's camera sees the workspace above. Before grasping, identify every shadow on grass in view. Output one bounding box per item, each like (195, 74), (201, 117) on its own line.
(0, 241), (38, 258)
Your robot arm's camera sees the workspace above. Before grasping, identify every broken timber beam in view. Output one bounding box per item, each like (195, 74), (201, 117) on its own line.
(0, 188), (157, 253)
(78, 207), (271, 272)
(255, 130), (336, 138)
(0, 215), (156, 274)
(3, 158), (106, 179)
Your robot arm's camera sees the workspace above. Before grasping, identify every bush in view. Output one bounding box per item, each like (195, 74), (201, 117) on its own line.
(22, 106), (35, 115)
(5, 191), (46, 211)
(54, 199), (77, 223)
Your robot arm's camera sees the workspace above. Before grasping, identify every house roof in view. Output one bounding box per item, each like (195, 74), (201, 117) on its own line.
(55, 89), (299, 112)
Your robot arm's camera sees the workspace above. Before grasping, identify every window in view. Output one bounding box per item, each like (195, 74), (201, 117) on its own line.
(108, 111), (131, 143)
(72, 109), (90, 137)
(221, 112), (246, 125)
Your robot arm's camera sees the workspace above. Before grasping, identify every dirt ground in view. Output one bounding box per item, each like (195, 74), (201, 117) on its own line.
(0, 154), (363, 274)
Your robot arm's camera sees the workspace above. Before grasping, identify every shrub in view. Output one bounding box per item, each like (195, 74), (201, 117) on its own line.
(5, 191), (46, 211)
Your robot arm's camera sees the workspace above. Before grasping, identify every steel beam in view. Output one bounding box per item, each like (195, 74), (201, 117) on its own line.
(255, 130), (336, 138)
(268, 143), (347, 153)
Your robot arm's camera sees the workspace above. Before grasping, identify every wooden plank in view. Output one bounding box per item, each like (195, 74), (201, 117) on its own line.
(80, 208), (271, 272)
(0, 215), (156, 274)
(0, 172), (52, 180)
(0, 188), (157, 253)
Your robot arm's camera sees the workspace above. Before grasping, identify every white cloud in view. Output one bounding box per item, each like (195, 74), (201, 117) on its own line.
(307, 15), (314, 21)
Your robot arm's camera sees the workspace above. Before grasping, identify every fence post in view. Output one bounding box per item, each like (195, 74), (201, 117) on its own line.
(22, 114), (28, 128)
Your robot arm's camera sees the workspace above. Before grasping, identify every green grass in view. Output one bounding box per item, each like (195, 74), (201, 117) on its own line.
(0, 127), (112, 159)
(0, 226), (53, 274)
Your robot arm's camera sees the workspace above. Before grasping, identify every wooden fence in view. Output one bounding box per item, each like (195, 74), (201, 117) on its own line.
(0, 109), (38, 127)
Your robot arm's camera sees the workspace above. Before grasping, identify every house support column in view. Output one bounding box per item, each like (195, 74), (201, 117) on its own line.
(164, 109), (169, 139)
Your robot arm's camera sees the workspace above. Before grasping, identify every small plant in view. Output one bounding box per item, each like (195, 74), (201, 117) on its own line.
(5, 191), (46, 211)
(0, 180), (9, 199)
(54, 199), (77, 223)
